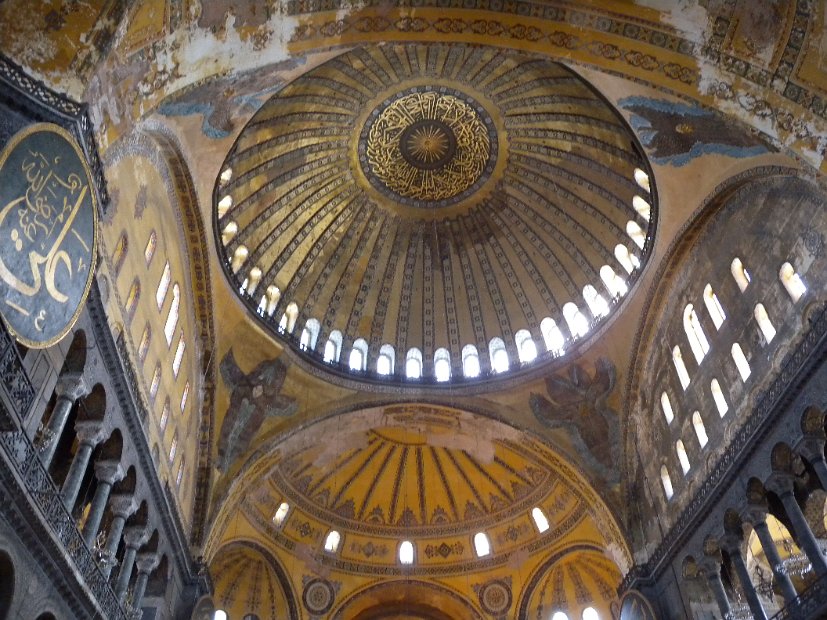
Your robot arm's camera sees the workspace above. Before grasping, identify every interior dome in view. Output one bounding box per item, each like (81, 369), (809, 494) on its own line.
(215, 43), (656, 386)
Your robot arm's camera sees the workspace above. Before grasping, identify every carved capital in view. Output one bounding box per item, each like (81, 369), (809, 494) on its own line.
(765, 472), (796, 498)
(123, 525), (149, 548)
(698, 556), (723, 579)
(741, 504), (768, 527)
(720, 534), (745, 557)
(94, 460), (124, 485)
(55, 373), (89, 400)
(73, 419), (106, 445)
(136, 551), (160, 574)
(795, 436), (826, 464)
(109, 494), (138, 519)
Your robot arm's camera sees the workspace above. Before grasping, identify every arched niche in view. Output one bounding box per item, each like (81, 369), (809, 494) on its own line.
(331, 580), (483, 620)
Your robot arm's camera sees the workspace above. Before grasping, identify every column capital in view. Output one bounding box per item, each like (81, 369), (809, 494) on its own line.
(123, 525), (149, 548)
(796, 436), (827, 465)
(94, 460), (124, 485)
(741, 504), (768, 527)
(720, 534), (745, 556)
(136, 551), (160, 574)
(698, 556), (723, 578)
(109, 494), (138, 519)
(74, 419), (106, 445)
(55, 373), (89, 400)
(765, 472), (796, 498)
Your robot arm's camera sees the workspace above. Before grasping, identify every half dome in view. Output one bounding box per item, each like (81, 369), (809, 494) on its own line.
(214, 43), (656, 385)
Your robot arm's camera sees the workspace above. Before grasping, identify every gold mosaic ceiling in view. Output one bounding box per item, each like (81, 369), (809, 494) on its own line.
(215, 43), (655, 384)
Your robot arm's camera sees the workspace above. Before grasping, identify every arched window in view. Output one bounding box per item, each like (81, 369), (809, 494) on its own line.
(244, 267), (262, 296)
(434, 348), (451, 381)
(221, 221), (238, 246)
(626, 220), (646, 249)
(263, 285), (281, 317)
(164, 284), (180, 345)
(563, 302), (589, 338)
(180, 381), (190, 412)
(300, 318), (321, 351)
(349, 338), (368, 372)
(462, 344), (481, 378)
(779, 262), (806, 302)
(531, 507), (549, 533)
(473, 532), (491, 557)
(324, 530), (341, 553)
(405, 348), (423, 379)
(172, 334), (185, 377)
(156, 261), (171, 310)
(552, 614), (570, 620)
(683, 304), (710, 364)
(676, 439), (690, 475)
(399, 540), (415, 565)
(660, 392), (674, 424)
(514, 329), (537, 363)
(377, 344), (395, 376)
(614, 244), (639, 274)
(600, 265), (628, 298)
(703, 284), (726, 329)
(672, 346), (690, 390)
(112, 232), (128, 277)
(214, 611), (228, 620)
(217, 194), (233, 218)
(540, 317), (565, 355)
(144, 230), (157, 266)
(583, 285), (609, 318)
(632, 195), (651, 221)
(489, 338), (509, 373)
(582, 608), (600, 620)
(324, 330), (343, 363)
(731, 343), (751, 381)
(219, 167), (233, 185)
(138, 324), (151, 362)
(231, 245), (248, 273)
(176, 458), (185, 486)
(273, 502), (290, 526)
(710, 379), (728, 417)
(634, 167), (651, 192)
(731, 257), (751, 292)
(279, 302), (298, 333)
(149, 364), (161, 401)
(159, 399), (170, 431)
(661, 465), (674, 500)
(169, 432), (178, 464)
(754, 304), (776, 343)
(692, 412), (708, 448)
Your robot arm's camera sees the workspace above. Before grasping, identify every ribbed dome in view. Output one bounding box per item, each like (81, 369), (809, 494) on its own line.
(215, 43), (655, 385)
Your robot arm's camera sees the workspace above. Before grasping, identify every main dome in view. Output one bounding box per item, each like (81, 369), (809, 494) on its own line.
(214, 43), (656, 386)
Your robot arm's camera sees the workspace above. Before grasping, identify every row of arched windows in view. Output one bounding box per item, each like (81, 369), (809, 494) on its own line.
(552, 609), (602, 620)
(220, 168), (652, 382)
(660, 258), (808, 500)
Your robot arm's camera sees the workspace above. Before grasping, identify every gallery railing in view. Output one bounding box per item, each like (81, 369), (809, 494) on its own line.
(768, 574), (827, 620)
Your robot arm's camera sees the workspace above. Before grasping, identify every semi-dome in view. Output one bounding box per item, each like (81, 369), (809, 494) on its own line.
(214, 43), (656, 386)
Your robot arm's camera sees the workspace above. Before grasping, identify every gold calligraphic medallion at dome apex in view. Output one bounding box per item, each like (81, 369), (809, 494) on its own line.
(360, 89), (496, 208)
(0, 123), (98, 348)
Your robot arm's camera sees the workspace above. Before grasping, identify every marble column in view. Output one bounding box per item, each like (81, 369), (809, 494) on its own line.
(722, 536), (767, 620)
(797, 439), (827, 491)
(39, 373), (88, 468)
(60, 420), (105, 511)
(743, 506), (798, 604)
(116, 525), (149, 603)
(701, 558), (732, 618)
(768, 475), (827, 578)
(81, 460), (124, 546)
(130, 552), (159, 610)
(101, 494), (137, 579)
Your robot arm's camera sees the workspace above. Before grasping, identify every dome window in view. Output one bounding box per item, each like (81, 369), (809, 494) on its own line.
(489, 338), (509, 373)
(272, 502), (290, 526)
(703, 284), (726, 329)
(164, 284), (181, 345)
(660, 392), (674, 425)
(244, 267), (262, 296)
(692, 412), (708, 448)
(626, 220), (646, 249)
(300, 318), (320, 351)
(676, 439), (690, 475)
(279, 302), (299, 333)
(582, 607), (600, 620)
(710, 379), (728, 417)
(661, 465), (674, 500)
(730, 257), (751, 292)
(405, 348), (423, 379)
(399, 540), (415, 565)
(540, 318), (566, 355)
(434, 348), (451, 381)
(263, 285), (281, 317)
(754, 304), (776, 343)
(462, 344), (481, 378)
(683, 304), (710, 364)
(214, 611), (228, 620)
(731, 343), (751, 382)
(473, 532), (491, 557)
(614, 244), (639, 274)
(221, 221), (238, 246)
(515, 329), (537, 363)
(672, 346), (690, 390)
(349, 338), (368, 372)
(219, 167), (233, 185)
(779, 262), (806, 302)
(217, 194), (233, 218)
(632, 195), (651, 221)
(324, 330), (343, 363)
(157, 261), (172, 309)
(583, 285), (609, 319)
(634, 167), (651, 193)
(324, 530), (341, 553)
(552, 614), (570, 620)
(531, 507), (549, 533)
(600, 265), (627, 299)
(562, 303), (589, 338)
(377, 344), (395, 375)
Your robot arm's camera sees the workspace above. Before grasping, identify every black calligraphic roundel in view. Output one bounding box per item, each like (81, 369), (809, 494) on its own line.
(0, 123), (98, 348)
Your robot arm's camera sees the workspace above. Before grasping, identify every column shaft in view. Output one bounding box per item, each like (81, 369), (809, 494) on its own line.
(116, 546), (138, 602)
(729, 549), (768, 620)
(131, 571), (149, 610)
(60, 442), (94, 510)
(754, 520), (798, 603)
(82, 480), (112, 546)
(706, 570), (732, 617)
(780, 491), (827, 578)
(812, 458), (827, 491)
(39, 396), (73, 468)
(102, 515), (126, 580)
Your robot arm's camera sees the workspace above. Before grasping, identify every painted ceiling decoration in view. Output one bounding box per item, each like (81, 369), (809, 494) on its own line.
(215, 42), (656, 386)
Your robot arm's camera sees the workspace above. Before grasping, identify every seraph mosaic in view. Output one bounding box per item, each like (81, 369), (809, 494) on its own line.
(619, 96), (769, 166)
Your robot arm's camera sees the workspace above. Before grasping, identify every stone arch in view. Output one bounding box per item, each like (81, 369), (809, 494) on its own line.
(0, 549), (13, 619)
(332, 579), (483, 620)
(146, 553), (169, 598)
(60, 329), (88, 376)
